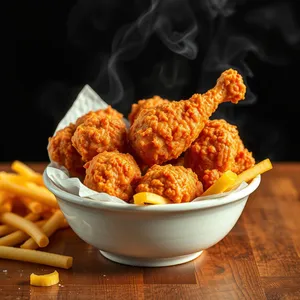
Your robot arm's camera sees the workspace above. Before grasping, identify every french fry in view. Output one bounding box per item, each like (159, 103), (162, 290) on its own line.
(0, 179), (58, 208)
(133, 192), (172, 205)
(0, 220), (46, 247)
(21, 211), (65, 250)
(30, 270), (59, 287)
(0, 199), (13, 213)
(0, 246), (73, 269)
(0, 212), (49, 247)
(226, 159), (273, 192)
(0, 161), (73, 271)
(0, 172), (28, 185)
(0, 191), (7, 206)
(0, 213), (40, 237)
(201, 170), (238, 196)
(11, 160), (44, 186)
(19, 197), (45, 214)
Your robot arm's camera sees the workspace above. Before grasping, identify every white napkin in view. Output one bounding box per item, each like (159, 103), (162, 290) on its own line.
(46, 85), (248, 204)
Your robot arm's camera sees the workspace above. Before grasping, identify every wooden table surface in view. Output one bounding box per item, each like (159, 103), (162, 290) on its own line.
(0, 163), (299, 300)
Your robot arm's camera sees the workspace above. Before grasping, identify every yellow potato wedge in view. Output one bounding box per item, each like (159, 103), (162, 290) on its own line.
(133, 192), (172, 205)
(30, 270), (59, 287)
(202, 170), (238, 196)
(226, 158), (273, 191)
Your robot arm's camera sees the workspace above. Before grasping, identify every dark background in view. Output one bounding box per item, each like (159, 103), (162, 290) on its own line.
(2, 0), (300, 162)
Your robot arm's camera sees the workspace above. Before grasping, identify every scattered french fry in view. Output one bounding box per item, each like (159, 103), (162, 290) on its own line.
(0, 172), (28, 185)
(133, 192), (172, 205)
(41, 209), (57, 220)
(0, 179), (58, 208)
(226, 159), (273, 192)
(19, 197), (44, 214)
(0, 213), (40, 237)
(11, 161), (44, 186)
(0, 199), (13, 213)
(0, 212), (49, 247)
(0, 191), (7, 206)
(30, 270), (60, 287)
(0, 220), (46, 247)
(202, 170), (238, 196)
(0, 246), (73, 269)
(0, 162), (72, 272)
(21, 211), (65, 250)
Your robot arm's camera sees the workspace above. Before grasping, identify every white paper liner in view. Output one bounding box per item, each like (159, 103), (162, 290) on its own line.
(46, 85), (248, 205)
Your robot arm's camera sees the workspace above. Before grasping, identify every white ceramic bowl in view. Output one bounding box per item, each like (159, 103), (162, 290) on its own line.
(43, 171), (261, 267)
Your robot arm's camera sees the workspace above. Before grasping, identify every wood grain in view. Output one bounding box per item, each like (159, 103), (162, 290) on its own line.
(0, 163), (299, 300)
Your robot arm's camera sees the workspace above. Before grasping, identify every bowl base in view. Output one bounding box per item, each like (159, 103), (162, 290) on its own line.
(99, 250), (203, 267)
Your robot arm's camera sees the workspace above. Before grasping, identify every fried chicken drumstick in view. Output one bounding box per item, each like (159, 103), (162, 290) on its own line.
(128, 96), (169, 125)
(184, 119), (255, 190)
(129, 69), (246, 166)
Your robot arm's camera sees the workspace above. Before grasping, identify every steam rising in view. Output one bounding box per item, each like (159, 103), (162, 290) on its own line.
(92, 0), (198, 105)
(66, 0), (300, 109)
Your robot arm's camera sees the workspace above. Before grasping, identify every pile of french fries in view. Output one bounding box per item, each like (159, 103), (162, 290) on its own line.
(0, 161), (73, 269)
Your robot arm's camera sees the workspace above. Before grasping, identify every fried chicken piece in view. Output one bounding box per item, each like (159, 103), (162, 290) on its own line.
(202, 169), (222, 191)
(129, 69), (246, 166)
(75, 106), (123, 127)
(164, 156), (185, 167)
(128, 96), (169, 125)
(72, 113), (127, 162)
(184, 119), (255, 190)
(48, 124), (85, 177)
(84, 151), (141, 201)
(135, 164), (203, 203)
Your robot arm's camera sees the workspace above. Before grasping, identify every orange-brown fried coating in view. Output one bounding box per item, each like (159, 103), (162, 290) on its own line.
(72, 114), (127, 162)
(128, 96), (169, 125)
(75, 106), (123, 127)
(48, 124), (85, 177)
(135, 164), (203, 203)
(84, 151), (141, 201)
(184, 119), (255, 190)
(129, 69), (246, 167)
(164, 156), (185, 167)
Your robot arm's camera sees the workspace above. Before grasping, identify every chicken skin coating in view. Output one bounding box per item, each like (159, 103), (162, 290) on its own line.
(135, 164), (203, 203)
(75, 106), (123, 127)
(84, 151), (141, 201)
(48, 124), (85, 177)
(184, 119), (255, 190)
(164, 156), (185, 167)
(128, 96), (169, 125)
(72, 114), (127, 162)
(129, 69), (246, 166)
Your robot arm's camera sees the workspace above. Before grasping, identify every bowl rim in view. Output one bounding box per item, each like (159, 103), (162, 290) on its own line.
(43, 166), (261, 212)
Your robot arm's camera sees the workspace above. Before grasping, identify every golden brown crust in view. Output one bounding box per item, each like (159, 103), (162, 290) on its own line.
(164, 156), (185, 167)
(48, 124), (85, 177)
(84, 151), (141, 201)
(72, 114), (127, 162)
(184, 119), (255, 190)
(128, 96), (169, 125)
(129, 69), (246, 167)
(135, 164), (203, 203)
(75, 106), (123, 128)
(202, 169), (222, 191)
